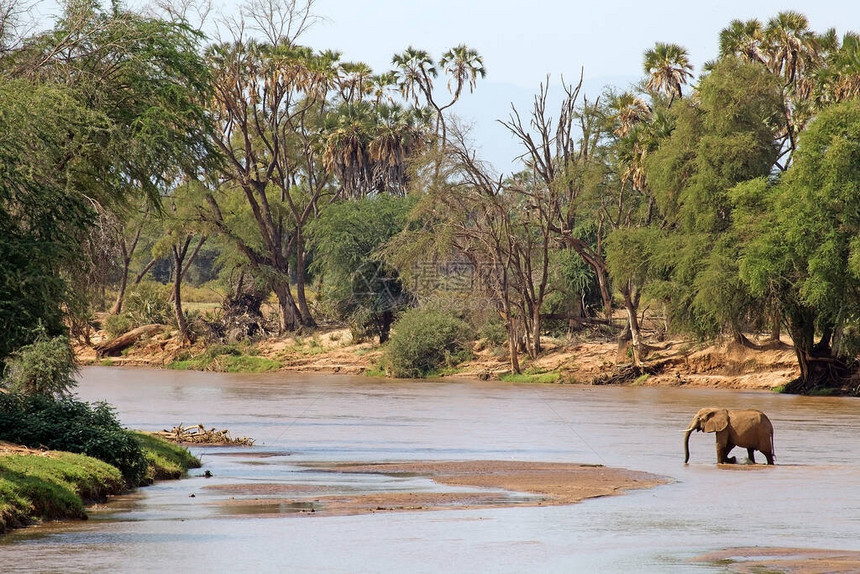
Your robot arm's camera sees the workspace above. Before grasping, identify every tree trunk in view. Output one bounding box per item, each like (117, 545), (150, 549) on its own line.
(507, 319), (521, 375)
(622, 282), (644, 367)
(294, 228), (316, 328)
(110, 238), (131, 315)
(785, 315), (848, 393)
(110, 260), (130, 315)
(172, 244), (191, 344)
(273, 282), (301, 333)
(595, 267), (613, 322)
(95, 324), (165, 357)
(531, 304), (542, 356)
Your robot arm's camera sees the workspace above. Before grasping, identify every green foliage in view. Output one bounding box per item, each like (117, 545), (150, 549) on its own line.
(103, 313), (135, 338)
(499, 372), (560, 384)
(131, 432), (201, 480)
(168, 344), (281, 372)
(384, 307), (473, 378)
(0, 451), (125, 532)
(478, 319), (508, 347)
(1, 329), (77, 397)
(124, 282), (173, 326)
(606, 227), (663, 288)
(0, 80), (97, 363)
(0, 395), (149, 486)
(737, 99), (860, 367)
(309, 195), (415, 342)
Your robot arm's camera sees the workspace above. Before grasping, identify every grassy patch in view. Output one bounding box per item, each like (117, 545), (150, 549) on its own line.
(499, 372), (560, 384)
(0, 451), (125, 533)
(133, 432), (201, 481)
(633, 374), (651, 386)
(168, 344), (281, 373)
(0, 434), (200, 534)
(363, 365), (387, 378)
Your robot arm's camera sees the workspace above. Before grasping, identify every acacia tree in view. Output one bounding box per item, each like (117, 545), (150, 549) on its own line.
(643, 57), (784, 342)
(1, 2), (212, 357)
(735, 99), (860, 392)
(204, 38), (336, 331)
(308, 195), (413, 343)
(0, 80), (101, 362)
(388, 124), (562, 370)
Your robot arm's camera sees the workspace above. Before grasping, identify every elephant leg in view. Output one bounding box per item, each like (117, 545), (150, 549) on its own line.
(715, 442), (725, 463)
(747, 448), (756, 464)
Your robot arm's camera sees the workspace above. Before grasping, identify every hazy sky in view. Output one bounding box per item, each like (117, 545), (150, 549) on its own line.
(298, 1), (860, 171)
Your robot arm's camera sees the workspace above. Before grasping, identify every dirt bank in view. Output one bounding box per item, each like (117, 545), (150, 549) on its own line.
(75, 326), (800, 392)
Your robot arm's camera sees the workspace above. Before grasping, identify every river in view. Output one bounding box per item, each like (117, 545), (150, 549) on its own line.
(2, 366), (860, 572)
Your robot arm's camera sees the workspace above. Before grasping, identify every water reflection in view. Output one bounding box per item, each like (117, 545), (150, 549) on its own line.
(2, 366), (860, 572)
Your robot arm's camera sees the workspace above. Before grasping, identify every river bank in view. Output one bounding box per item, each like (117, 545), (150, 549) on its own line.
(0, 434), (200, 535)
(75, 325), (800, 392)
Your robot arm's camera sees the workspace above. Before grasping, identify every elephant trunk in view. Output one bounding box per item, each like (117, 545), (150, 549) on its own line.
(683, 427), (694, 463)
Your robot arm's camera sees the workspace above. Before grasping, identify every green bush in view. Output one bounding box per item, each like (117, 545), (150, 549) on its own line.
(124, 282), (172, 326)
(103, 313), (134, 338)
(0, 394), (149, 486)
(385, 308), (473, 378)
(1, 331), (77, 397)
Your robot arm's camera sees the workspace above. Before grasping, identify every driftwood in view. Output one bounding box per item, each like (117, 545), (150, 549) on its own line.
(589, 362), (666, 385)
(95, 324), (165, 357)
(155, 424), (255, 446)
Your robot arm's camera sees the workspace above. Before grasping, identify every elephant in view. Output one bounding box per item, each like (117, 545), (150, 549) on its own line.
(683, 407), (775, 465)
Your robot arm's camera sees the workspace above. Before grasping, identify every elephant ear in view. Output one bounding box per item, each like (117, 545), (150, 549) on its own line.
(703, 409), (728, 433)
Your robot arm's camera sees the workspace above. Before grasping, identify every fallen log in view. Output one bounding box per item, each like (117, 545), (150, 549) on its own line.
(94, 324), (165, 357)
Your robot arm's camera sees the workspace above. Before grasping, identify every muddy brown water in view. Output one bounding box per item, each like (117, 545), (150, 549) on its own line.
(2, 366), (860, 572)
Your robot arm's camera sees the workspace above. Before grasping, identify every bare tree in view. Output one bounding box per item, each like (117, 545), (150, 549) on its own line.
(502, 73), (614, 321)
(241, 0), (318, 45)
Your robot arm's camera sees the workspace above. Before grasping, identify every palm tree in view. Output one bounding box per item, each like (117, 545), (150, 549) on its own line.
(821, 32), (860, 102)
(322, 102), (374, 198)
(608, 91), (651, 138)
(391, 47), (436, 107)
(370, 71), (397, 105)
(439, 44), (486, 102)
(763, 11), (820, 92)
(719, 19), (765, 63)
(643, 42), (693, 105)
(368, 104), (432, 195)
(392, 45), (484, 149)
(338, 61), (374, 104)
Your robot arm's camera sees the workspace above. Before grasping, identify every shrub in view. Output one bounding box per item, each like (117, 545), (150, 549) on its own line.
(124, 282), (172, 326)
(103, 313), (134, 338)
(0, 394), (149, 486)
(1, 331), (77, 397)
(385, 308), (473, 378)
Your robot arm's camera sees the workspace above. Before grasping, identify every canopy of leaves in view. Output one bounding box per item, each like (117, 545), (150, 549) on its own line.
(737, 99), (860, 347)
